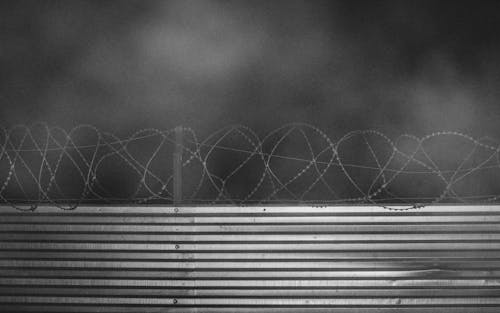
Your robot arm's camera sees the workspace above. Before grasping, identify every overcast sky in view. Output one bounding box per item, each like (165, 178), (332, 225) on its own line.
(2, 0), (500, 137)
(3, 1), (500, 204)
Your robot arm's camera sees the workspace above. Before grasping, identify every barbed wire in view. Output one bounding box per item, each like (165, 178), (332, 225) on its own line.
(1, 123), (500, 211)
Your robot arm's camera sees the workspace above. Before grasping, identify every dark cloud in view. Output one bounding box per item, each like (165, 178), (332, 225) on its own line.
(2, 0), (500, 204)
(2, 0), (500, 136)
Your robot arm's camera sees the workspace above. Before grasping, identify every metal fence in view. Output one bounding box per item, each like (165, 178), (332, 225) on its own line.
(1, 204), (499, 312)
(1, 124), (499, 311)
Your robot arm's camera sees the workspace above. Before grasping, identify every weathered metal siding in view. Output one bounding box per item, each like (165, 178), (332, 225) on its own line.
(0, 205), (499, 312)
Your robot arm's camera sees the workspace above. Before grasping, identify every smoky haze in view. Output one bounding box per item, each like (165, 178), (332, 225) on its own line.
(2, 0), (500, 205)
(2, 0), (500, 135)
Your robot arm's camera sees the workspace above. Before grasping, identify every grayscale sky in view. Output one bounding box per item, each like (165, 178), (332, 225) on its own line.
(2, 0), (500, 137)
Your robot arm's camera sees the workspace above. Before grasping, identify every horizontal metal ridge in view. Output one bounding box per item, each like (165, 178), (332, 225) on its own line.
(8, 306), (500, 312)
(1, 204), (498, 213)
(0, 304), (498, 313)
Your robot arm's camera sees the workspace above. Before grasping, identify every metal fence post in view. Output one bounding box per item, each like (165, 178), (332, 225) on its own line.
(173, 126), (183, 205)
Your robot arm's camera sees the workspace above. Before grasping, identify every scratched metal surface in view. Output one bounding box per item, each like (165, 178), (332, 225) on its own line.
(0, 205), (499, 312)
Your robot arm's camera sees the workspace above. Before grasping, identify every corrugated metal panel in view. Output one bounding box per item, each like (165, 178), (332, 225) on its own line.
(0, 205), (499, 312)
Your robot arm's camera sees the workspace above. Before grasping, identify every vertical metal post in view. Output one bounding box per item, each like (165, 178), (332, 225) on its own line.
(173, 126), (183, 205)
